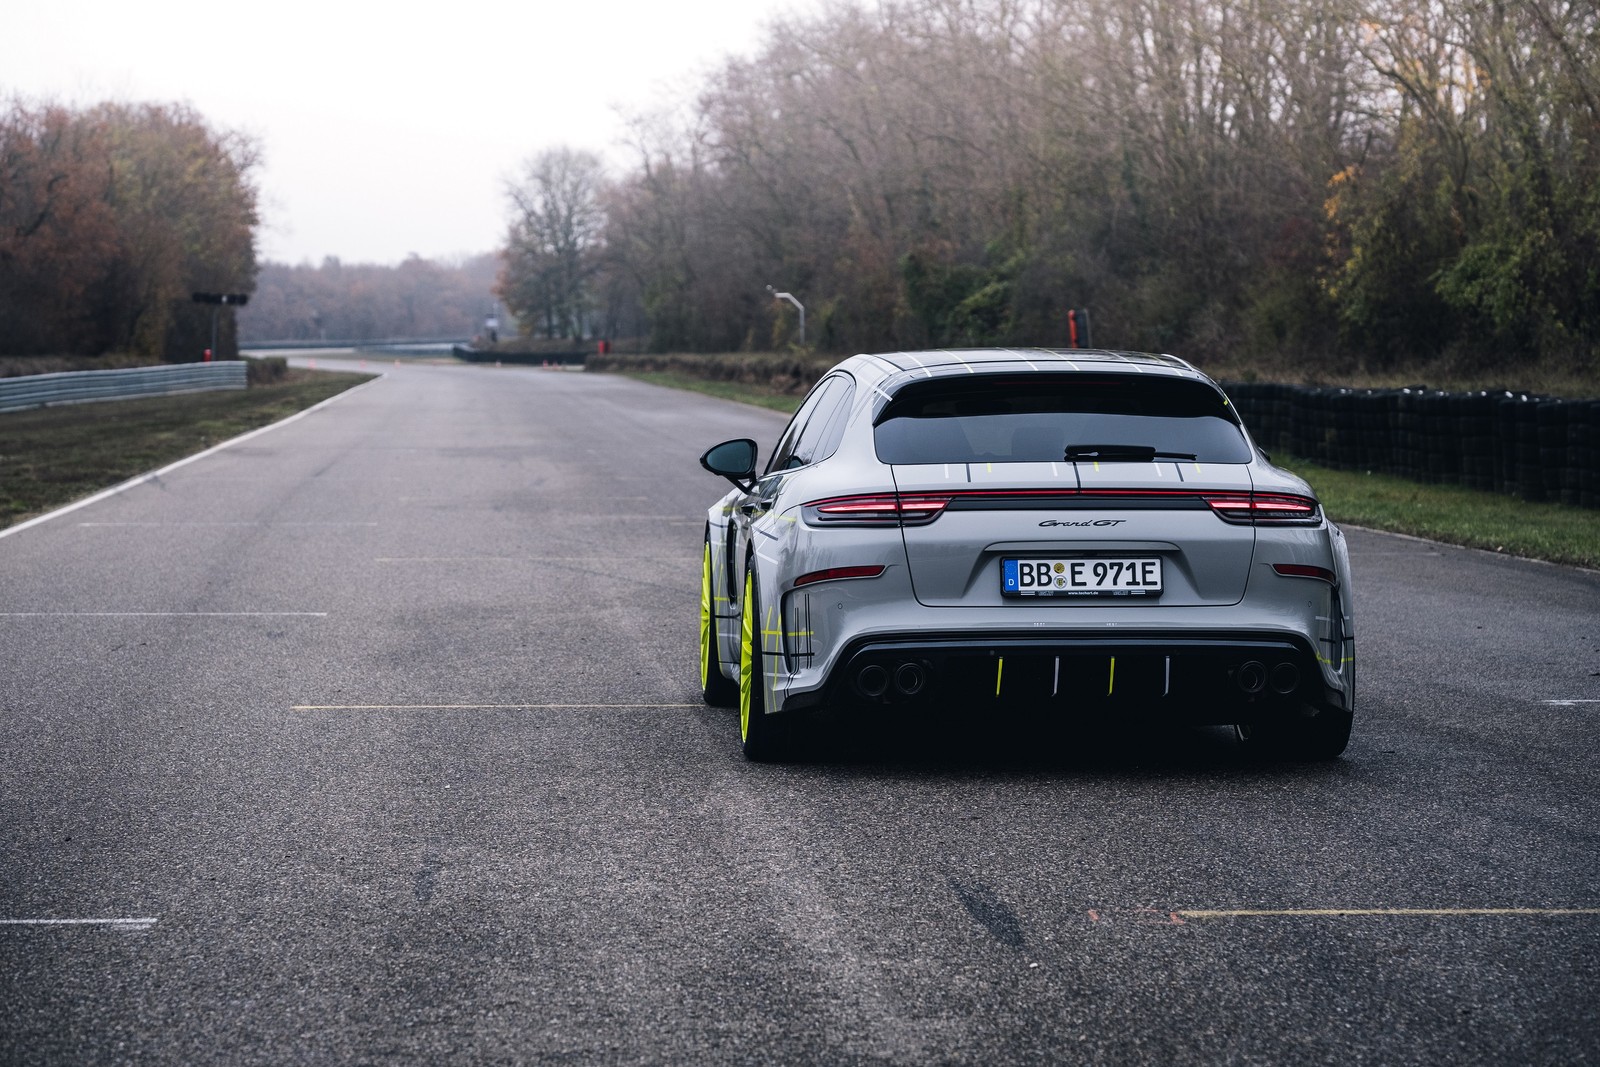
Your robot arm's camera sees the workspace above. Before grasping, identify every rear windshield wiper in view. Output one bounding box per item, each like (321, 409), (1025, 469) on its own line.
(1063, 444), (1198, 461)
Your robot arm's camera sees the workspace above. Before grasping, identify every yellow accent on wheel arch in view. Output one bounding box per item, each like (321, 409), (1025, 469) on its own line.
(700, 543), (713, 690)
(739, 570), (755, 742)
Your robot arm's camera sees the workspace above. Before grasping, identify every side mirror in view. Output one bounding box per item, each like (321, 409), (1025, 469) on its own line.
(700, 438), (758, 490)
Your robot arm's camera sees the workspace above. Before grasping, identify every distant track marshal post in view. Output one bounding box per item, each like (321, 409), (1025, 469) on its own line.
(192, 291), (251, 363)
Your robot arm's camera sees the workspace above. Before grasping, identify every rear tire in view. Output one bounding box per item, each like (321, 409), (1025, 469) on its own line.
(1239, 707), (1352, 761)
(738, 563), (792, 762)
(700, 539), (738, 707)
(1285, 707), (1353, 760)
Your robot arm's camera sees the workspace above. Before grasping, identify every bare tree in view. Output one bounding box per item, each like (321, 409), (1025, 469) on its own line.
(587, 0), (1600, 367)
(499, 148), (606, 340)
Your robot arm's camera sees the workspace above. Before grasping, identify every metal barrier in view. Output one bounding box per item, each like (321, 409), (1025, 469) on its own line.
(0, 362), (249, 414)
(242, 337), (469, 351)
(1223, 382), (1600, 508)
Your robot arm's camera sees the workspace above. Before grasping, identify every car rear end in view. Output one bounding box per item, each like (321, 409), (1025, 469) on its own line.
(776, 354), (1353, 738)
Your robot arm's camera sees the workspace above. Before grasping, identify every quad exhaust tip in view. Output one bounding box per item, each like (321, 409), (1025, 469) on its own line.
(1237, 660), (1301, 696)
(856, 664), (890, 699)
(894, 662), (926, 697)
(856, 661), (929, 700)
(1236, 661), (1267, 695)
(1270, 662), (1301, 695)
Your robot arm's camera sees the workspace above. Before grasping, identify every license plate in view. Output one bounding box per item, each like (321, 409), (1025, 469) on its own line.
(1002, 557), (1162, 596)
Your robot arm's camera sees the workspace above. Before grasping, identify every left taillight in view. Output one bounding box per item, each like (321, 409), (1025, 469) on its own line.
(1203, 492), (1322, 526)
(802, 493), (951, 527)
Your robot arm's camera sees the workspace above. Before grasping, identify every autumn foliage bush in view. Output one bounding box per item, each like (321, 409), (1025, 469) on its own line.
(571, 0), (1599, 377)
(245, 356), (287, 385)
(0, 99), (258, 363)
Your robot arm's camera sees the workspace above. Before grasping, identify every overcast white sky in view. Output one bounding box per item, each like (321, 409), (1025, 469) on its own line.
(2, 0), (813, 267)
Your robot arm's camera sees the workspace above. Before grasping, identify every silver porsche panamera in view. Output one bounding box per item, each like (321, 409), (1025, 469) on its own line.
(698, 348), (1355, 762)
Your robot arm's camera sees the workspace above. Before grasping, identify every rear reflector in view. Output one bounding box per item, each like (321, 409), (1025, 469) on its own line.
(794, 565), (887, 587)
(1272, 563), (1337, 583)
(1203, 493), (1321, 525)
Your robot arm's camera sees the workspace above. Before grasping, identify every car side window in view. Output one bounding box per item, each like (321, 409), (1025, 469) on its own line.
(793, 375), (856, 468)
(764, 376), (839, 475)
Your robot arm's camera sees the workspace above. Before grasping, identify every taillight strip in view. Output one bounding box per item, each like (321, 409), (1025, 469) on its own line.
(1202, 493), (1322, 525)
(803, 494), (952, 526)
(801, 489), (1320, 526)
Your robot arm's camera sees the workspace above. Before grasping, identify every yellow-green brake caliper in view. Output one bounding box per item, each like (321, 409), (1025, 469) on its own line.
(739, 569), (755, 742)
(700, 543), (714, 690)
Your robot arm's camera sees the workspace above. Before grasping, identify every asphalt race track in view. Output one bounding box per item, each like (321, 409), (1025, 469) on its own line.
(3, 361), (1597, 1065)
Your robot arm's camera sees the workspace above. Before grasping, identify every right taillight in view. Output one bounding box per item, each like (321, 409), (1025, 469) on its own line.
(802, 493), (952, 527)
(1203, 492), (1322, 525)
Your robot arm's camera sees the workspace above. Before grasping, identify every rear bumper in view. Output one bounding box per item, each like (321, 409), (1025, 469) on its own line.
(779, 629), (1345, 724)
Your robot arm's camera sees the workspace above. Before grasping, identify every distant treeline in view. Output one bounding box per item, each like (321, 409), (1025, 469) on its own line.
(239, 254), (502, 343)
(504, 0), (1599, 372)
(0, 98), (258, 361)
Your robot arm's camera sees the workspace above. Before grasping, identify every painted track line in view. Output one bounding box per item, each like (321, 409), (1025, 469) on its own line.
(293, 703), (701, 711)
(1, 918), (157, 930)
(0, 374), (382, 542)
(374, 556), (686, 563)
(1178, 907), (1600, 919)
(79, 521), (379, 528)
(1, 612), (326, 618)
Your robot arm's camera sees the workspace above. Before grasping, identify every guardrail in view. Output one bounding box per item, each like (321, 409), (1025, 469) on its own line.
(0, 361), (249, 414)
(452, 345), (589, 366)
(242, 337), (470, 351)
(1223, 383), (1600, 509)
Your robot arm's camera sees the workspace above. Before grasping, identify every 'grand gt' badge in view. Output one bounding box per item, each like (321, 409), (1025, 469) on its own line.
(1039, 518), (1126, 527)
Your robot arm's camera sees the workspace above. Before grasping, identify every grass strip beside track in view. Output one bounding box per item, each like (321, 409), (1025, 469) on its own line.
(1279, 458), (1598, 569)
(615, 370), (1600, 570)
(623, 370), (806, 412)
(0, 369), (374, 530)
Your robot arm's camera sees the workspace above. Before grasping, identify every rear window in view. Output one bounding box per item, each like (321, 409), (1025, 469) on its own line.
(874, 375), (1251, 464)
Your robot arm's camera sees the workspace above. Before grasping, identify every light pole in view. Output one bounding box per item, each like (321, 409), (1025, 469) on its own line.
(766, 285), (805, 346)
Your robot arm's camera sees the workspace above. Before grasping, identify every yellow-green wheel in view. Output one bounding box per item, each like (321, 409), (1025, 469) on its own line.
(737, 562), (791, 761)
(700, 540), (737, 707)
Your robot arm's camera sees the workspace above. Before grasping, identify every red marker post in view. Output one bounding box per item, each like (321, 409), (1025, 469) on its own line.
(1066, 307), (1092, 349)
(192, 291), (250, 363)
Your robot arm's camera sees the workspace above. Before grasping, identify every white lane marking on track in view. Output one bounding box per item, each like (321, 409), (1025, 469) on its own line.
(1, 918), (157, 930)
(1088, 906), (1600, 923)
(374, 556), (685, 563)
(293, 703), (701, 710)
(0, 375), (382, 542)
(1542, 699), (1600, 706)
(1180, 907), (1600, 919)
(0, 612), (327, 618)
(78, 522), (378, 528)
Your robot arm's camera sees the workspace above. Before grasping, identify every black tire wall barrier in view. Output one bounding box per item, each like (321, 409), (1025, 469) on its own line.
(1219, 383), (1600, 509)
